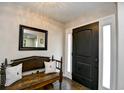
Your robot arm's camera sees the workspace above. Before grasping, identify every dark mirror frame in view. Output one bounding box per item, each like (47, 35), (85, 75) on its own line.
(19, 25), (48, 51)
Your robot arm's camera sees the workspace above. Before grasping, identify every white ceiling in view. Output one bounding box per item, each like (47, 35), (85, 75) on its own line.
(1, 2), (116, 23)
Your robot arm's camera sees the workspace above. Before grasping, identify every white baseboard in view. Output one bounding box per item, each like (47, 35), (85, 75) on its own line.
(64, 73), (72, 79)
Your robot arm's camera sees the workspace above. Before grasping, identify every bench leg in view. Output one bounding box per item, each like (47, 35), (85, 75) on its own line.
(59, 80), (62, 90)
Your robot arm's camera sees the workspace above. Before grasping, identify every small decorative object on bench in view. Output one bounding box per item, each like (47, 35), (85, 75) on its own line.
(0, 55), (63, 90)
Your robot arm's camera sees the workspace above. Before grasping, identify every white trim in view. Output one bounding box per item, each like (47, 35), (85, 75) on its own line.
(99, 15), (117, 90)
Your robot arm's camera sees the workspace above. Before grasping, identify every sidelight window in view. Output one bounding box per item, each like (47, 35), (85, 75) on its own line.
(67, 34), (72, 73)
(102, 25), (111, 89)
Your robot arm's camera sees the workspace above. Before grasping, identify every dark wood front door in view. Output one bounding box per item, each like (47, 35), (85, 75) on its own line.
(72, 22), (99, 90)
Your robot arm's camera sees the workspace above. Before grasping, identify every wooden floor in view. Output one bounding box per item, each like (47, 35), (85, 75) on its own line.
(47, 77), (89, 90)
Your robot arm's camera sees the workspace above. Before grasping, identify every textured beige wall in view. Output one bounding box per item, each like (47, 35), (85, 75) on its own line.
(0, 5), (64, 64)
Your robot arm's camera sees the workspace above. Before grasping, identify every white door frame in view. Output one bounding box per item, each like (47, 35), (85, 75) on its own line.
(99, 15), (117, 90)
(64, 15), (117, 90)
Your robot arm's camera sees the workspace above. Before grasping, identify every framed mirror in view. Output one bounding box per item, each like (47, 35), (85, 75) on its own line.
(19, 25), (48, 50)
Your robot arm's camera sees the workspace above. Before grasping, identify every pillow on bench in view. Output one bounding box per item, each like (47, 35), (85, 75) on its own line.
(44, 61), (56, 74)
(5, 64), (22, 86)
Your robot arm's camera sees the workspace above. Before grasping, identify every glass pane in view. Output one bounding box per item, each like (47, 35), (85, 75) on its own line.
(23, 29), (45, 47)
(102, 25), (111, 89)
(67, 34), (71, 73)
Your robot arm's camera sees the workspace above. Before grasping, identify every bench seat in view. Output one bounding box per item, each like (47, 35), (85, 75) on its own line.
(5, 72), (60, 90)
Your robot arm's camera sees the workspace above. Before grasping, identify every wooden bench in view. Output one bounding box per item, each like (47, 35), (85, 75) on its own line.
(0, 56), (63, 90)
